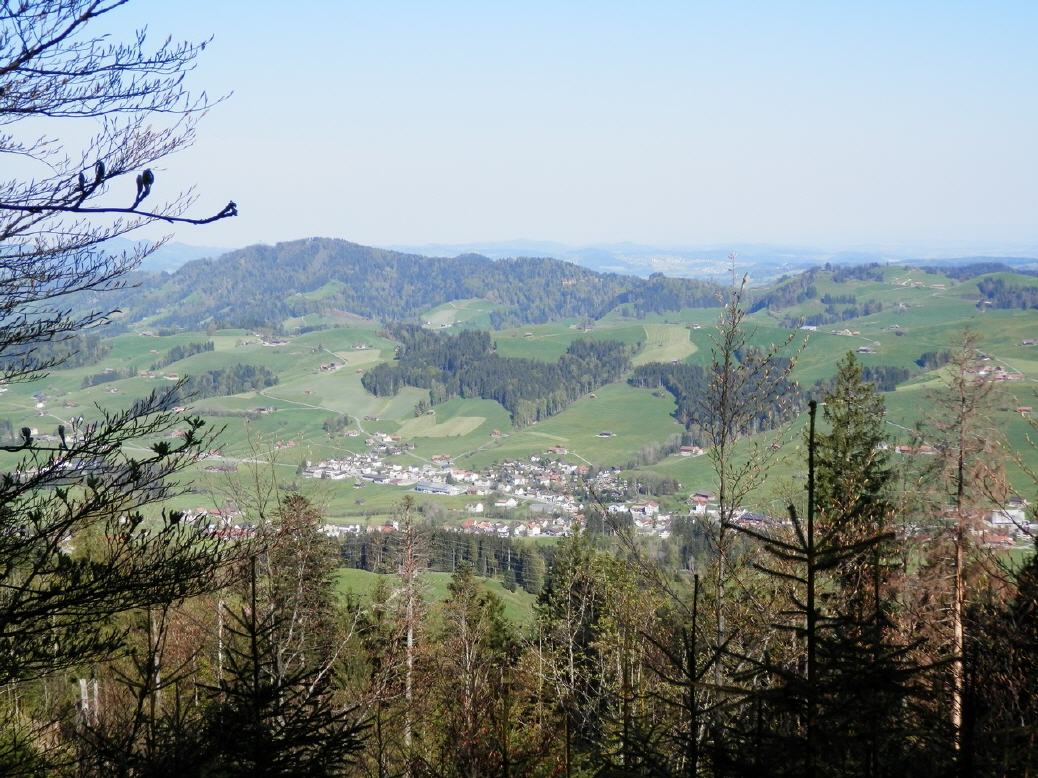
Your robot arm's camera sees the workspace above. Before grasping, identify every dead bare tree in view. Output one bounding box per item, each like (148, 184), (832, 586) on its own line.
(914, 329), (1008, 756)
(698, 260), (802, 691)
(395, 497), (424, 775)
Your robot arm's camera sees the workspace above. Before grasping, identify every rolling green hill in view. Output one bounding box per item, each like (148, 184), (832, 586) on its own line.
(124, 238), (722, 330)
(5, 259), (1038, 527)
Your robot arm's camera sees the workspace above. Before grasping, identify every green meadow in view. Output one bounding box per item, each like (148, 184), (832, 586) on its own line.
(4, 264), (1037, 525)
(334, 567), (537, 625)
(421, 298), (502, 330)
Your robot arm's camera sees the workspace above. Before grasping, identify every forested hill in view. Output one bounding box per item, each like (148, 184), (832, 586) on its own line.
(128, 238), (722, 329)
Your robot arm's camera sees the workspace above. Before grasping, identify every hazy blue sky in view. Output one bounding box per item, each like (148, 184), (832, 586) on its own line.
(108, 1), (1037, 253)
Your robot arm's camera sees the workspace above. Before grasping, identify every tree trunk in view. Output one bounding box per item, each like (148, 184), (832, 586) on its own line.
(806, 400), (818, 778)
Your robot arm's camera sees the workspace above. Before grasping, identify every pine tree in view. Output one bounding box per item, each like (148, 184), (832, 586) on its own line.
(815, 352), (894, 557)
(522, 548), (546, 595)
(535, 534), (609, 774)
(812, 355), (928, 776)
(351, 579), (407, 778)
(730, 398), (929, 777)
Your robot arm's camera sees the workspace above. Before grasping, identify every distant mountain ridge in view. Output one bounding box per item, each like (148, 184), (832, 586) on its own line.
(102, 237), (229, 273)
(113, 237), (1038, 331)
(129, 237), (723, 330)
(392, 241), (1038, 282)
(390, 239), (831, 282)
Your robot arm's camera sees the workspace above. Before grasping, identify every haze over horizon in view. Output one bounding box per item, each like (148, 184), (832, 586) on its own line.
(102, 2), (1036, 255)
(151, 236), (1038, 268)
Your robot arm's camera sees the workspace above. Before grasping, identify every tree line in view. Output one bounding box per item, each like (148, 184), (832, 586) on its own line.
(779, 298), (884, 328)
(830, 262), (886, 283)
(916, 349), (952, 369)
(750, 270), (819, 312)
(976, 276), (1038, 309)
(340, 525), (551, 596)
(362, 324), (633, 426)
(920, 261), (1038, 280)
(0, 332), (112, 372)
(629, 354), (803, 438)
(82, 367), (134, 387)
(83, 363), (277, 398)
(322, 414), (353, 436)
(820, 292), (858, 305)
(132, 240), (724, 330)
(176, 363), (278, 400)
(812, 363), (913, 393)
(150, 340), (214, 369)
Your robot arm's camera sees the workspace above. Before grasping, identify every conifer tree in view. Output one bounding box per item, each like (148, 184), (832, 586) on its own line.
(812, 354), (928, 776)
(522, 547), (546, 595)
(731, 397), (928, 777)
(815, 352), (894, 556)
(351, 578), (408, 778)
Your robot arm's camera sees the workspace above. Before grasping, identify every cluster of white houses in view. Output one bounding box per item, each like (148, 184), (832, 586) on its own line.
(300, 444), (694, 538)
(302, 450), (422, 486)
(302, 449), (598, 513)
(978, 501), (1038, 546)
(300, 441), (1036, 547)
(183, 474), (1034, 549)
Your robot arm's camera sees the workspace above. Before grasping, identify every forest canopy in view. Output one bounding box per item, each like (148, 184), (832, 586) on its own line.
(362, 324), (632, 426)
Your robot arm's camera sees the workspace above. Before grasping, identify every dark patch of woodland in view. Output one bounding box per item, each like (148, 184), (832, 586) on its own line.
(361, 325), (632, 426)
(813, 364), (913, 393)
(779, 299), (885, 328)
(750, 269), (819, 312)
(130, 239), (722, 329)
(0, 332), (111, 372)
(81, 368), (133, 387)
(629, 356), (803, 437)
(920, 260), (1038, 280)
(831, 262), (886, 282)
(322, 414), (352, 436)
(176, 363), (278, 400)
(916, 350), (953, 370)
(820, 293), (857, 305)
(150, 340), (213, 369)
(340, 527), (553, 595)
(976, 276), (1038, 309)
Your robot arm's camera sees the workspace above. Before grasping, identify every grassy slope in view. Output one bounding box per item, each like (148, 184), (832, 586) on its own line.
(334, 567), (537, 625)
(421, 298), (502, 330)
(461, 382), (682, 470)
(5, 265), (1037, 525)
(494, 322), (647, 362)
(632, 323), (697, 366)
(614, 267), (1038, 502)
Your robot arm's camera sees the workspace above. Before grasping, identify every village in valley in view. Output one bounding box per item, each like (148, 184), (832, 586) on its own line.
(299, 438), (684, 540)
(290, 432), (1038, 549)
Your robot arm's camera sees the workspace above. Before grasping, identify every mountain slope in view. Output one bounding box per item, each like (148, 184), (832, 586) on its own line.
(130, 238), (722, 329)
